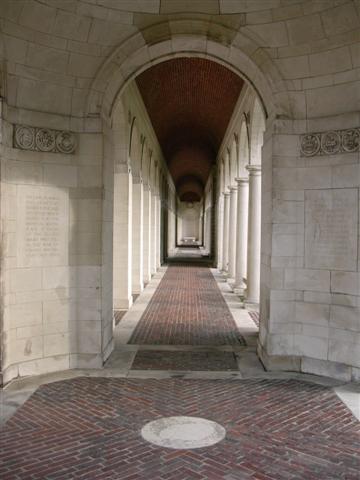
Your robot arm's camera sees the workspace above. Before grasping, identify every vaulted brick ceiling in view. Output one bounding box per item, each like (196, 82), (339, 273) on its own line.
(136, 58), (243, 202)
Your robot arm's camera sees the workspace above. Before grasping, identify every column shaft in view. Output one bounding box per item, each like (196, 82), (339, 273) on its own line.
(156, 195), (161, 268)
(217, 194), (224, 270)
(132, 181), (144, 294)
(113, 168), (132, 309)
(246, 165), (261, 304)
(228, 186), (238, 279)
(222, 192), (230, 272)
(234, 178), (249, 293)
(142, 186), (152, 284)
(151, 193), (157, 274)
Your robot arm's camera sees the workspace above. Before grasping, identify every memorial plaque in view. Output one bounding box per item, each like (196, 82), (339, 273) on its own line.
(305, 189), (358, 271)
(17, 186), (69, 267)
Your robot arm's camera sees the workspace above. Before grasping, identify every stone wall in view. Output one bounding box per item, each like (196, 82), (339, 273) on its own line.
(0, 105), (104, 383)
(0, 0), (359, 382)
(258, 115), (360, 381)
(177, 202), (201, 242)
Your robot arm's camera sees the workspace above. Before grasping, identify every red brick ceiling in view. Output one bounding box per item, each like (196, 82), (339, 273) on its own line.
(136, 58), (243, 201)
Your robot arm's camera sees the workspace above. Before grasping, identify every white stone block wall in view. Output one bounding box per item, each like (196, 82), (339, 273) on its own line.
(258, 115), (360, 381)
(1, 114), (104, 383)
(0, 0), (359, 382)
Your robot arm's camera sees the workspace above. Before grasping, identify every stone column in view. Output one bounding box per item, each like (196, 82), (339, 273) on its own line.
(142, 185), (152, 285)
(217, 193), (224, 270)
(222, 191), (230, 272)
(167, 209), (175, 257)
(113, 165), (132, 309)
(197, 212), (204, 245)
(156, 195), (161, 268)
(177, 215), (182, 246)
(234, 177), (249, 294)
(228, 185), (238, 280)
(245, 165), (261, 304)
(151, 192), (157, 274)
(132, 179), (144, 294)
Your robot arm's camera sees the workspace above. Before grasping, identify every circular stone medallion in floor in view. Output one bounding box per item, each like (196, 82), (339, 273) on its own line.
(141, 416), (226, 449)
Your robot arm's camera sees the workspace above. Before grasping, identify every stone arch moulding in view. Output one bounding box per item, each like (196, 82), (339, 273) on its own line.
(86, 20), (291, 122)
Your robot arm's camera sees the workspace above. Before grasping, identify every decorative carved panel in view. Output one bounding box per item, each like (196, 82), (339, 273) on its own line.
(300, 128), (359, 156)
(14, 124), (77, 154)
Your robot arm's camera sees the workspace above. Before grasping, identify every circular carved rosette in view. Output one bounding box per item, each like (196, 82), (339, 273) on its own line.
(341, 129), (360, 153)
(56, 131), (77, 154)
(35, 128), (56, 152)
(321, 131), (341, 155)
(300, 134), (320, 156)
(15, 125), (35, 150)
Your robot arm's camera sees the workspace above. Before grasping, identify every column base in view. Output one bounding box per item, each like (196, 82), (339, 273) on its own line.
(244, 301), (259, 311)
(114, 296), (133, 310)
(132, 284), (144, 295)
(226, 277), (236, 287)
(233, 282), (246, 296)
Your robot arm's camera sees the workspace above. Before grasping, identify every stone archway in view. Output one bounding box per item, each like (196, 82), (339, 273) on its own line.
(86, 19), (291, 122)
(98, 25), (285, 372)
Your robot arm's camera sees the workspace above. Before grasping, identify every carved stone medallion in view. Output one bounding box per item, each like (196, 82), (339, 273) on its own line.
(321, 131), (340, 155)
(36, 128), (56, 152)
(14, 125), (35, 150)
(56, 131), (77, 154)
(14, 124), (77, 154)
(341, 129), (360, 153)
(300, 134), (320, 156)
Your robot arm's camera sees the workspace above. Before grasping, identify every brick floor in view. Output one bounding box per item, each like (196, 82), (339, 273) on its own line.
(114, 310), (126, 326)
(1, 377), (359, 479)
(129, 265), (245, 345)
(131, 350), (239, 371)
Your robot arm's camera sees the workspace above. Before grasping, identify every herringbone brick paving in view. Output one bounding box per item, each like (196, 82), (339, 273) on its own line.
(129, 265), (245, 345)
(131, 350), (239, 371)
(1, 377), (359, 479)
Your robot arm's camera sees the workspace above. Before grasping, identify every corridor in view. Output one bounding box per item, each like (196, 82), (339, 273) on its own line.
(129, 264), (245, 346)
(107, 257), (259, 376)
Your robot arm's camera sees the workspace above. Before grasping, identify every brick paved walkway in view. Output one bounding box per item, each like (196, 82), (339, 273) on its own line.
(1, 377), (359, 479)
(129, 265), (245, 345)
(131, 350), (239, 371)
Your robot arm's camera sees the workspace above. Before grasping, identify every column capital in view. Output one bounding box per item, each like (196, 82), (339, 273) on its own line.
(246, 164), (261, 175)
(224, 191), (230, 197)
(235, 177), (249, 185)
(230, 185), (238, 192)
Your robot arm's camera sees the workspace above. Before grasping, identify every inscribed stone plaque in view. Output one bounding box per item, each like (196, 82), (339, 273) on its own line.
(17, 185), (69, 267)
(305, 189), (358, 271)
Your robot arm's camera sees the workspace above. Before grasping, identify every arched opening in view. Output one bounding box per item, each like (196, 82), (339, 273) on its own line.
(108, 54), (267, 365)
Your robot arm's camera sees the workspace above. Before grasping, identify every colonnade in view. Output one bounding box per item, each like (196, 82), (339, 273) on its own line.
(217, 95), (265, 306)
(113, 169), (164, 310)
(112, 87), (177, 311)
(218, 164), (262, 304)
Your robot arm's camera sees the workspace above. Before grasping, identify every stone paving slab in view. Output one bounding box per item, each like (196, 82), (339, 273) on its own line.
(128, 265), (246, 346)
(1, 377), (359, 479)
